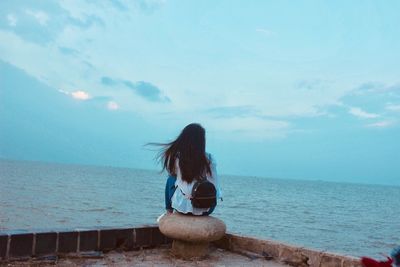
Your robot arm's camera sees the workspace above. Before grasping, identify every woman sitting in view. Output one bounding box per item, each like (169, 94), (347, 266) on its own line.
(156, 123), (222, 216)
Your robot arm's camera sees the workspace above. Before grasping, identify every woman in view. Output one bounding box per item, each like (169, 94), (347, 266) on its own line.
(155, 123), (221, 216)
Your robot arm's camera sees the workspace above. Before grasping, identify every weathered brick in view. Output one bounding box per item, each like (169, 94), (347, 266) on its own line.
(134, 227), (152, 248)
(0, 234), (8, 260)
(9, 233), (33, 258)
(100, 229), (134, 251)
(35, 232), (57, 256)
(79, 230), (98, 251)
(99, 229), (117, 251)
(151, 227), (165, 246)
(116, 229), (134, 250)
(58, 231), (78, 253)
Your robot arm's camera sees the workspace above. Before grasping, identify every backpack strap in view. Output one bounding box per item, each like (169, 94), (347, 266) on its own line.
(175, 184), (192, 200)
(176, 176), (207, 200)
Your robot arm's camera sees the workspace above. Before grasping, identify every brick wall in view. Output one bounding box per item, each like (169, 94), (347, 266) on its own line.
(0, 225), (171, 262)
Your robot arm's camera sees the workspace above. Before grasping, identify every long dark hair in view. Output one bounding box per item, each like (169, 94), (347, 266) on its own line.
(152, 123), (211, 183)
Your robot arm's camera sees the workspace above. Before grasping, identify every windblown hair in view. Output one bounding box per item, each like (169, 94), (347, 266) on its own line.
(153, 123), (211, 183)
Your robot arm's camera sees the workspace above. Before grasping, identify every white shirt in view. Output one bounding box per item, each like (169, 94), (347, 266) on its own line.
(171, 153), (222, 215)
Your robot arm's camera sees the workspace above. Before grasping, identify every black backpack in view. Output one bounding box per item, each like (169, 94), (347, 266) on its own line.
(191, 178), (217, 209)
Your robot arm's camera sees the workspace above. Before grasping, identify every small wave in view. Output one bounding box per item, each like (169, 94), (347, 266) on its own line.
(86, 208), (111, 212)
(111, 211), (124, 215)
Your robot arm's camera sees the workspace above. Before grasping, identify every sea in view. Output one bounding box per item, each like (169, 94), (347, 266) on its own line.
(0, 159), (399, 258)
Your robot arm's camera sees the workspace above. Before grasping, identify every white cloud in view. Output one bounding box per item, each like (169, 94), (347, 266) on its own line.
(6, 14), (17, 27)
(366, 120), (395, 128)
(71, 90), (90, 100)
(385, 103), (400, 112)
(107, 101), (119, 110)
(348, 107), (379, 119)
(25, 9), (49, 26)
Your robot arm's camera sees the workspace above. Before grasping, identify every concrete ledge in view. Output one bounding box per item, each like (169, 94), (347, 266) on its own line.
(0, 225), (171, 262)
(1, 228), (362, 267)
(214, 233), (362, 267)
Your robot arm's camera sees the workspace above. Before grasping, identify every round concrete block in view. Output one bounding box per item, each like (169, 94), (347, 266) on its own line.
(159, 213), (226, 243)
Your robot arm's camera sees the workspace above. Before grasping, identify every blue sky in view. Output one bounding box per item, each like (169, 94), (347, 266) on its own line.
(0, 0), (399, 185)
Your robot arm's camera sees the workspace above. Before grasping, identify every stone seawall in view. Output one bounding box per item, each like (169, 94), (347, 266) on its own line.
(215, 233), (362, 267)
(0, 227), (361, 267)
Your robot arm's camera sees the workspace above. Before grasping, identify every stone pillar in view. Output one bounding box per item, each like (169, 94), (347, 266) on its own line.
(158, 213), (226, 260)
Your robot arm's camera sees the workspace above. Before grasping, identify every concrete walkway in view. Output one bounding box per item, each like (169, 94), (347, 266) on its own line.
(5, 247), (289, 267)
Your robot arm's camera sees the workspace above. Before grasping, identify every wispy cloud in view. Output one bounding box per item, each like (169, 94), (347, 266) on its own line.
(101, 76), (170, 103)
(207, 117), (290, 140)
(136, 0), (166, 14)
(6, 14), (17, 27)
(366, 120), (395, 128)
(355, 82), (400, 95)
(340, 83), (400, 129)
(58, 46), (79, 56)
(25, 9), (49, 26)
(296, 80), (328, 90)
(348, 107), (379, 119)
(57, 1), (105, 28)
(109, 0), (127, 11)
(58, 89), (70, 95)
(205, 105), (258, 118)
(101, 76), (118, 86)
(385, 103), (400, 112)
(67, 14), (105, 29)
(123, 80), (170, 102)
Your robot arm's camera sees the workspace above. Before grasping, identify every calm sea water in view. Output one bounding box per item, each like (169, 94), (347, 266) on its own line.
(0, 159), (399, 257)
